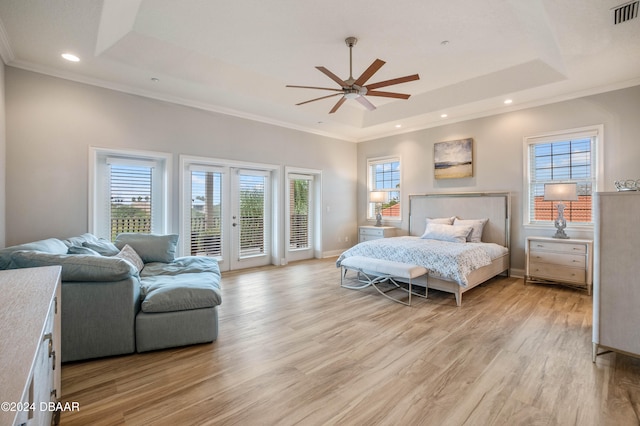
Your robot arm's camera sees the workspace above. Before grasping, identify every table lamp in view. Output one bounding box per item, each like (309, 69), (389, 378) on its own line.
(370, 191), (386, 227)
(543, 183), (578, 239)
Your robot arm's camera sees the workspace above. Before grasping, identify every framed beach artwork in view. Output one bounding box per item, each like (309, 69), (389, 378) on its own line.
(434, 138), (473, 179)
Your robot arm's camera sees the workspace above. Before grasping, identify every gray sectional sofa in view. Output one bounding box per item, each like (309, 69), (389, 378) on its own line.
(0, 233), (222, 362)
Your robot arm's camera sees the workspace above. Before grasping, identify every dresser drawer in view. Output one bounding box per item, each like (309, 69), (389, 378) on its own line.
(529, 262), (586, 284)
(360, 227), (386, 237)
(529, 250), (586, 268)
(528, 240), (586, 255)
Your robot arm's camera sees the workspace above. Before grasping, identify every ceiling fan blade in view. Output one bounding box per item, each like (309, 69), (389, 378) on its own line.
(329, 97), (347, 114)
(356, 96), (376, 111)
(286, 85), (344, 92)
(366, 74), (420, 90)
(354, 59), (385, 87)
(316, 66), (346, 87)
(296, 93), (342, 106)
(365, 90), (411, 99)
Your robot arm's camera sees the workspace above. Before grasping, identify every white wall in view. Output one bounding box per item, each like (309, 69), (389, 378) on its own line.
(0, 61), (5, 248)
(5, 67), (358, 255)
(357, 85), (640, 273)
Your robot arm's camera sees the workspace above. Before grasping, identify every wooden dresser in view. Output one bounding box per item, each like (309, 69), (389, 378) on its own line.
(593, 191), (640, 361)
(0, 266), (62, 426)
(525, 236), (593, 294)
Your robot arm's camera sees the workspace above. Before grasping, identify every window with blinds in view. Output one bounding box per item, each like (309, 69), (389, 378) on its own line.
(90, 148), (170, 241)
(367, 157), (401, 220)
(189, 169), (223, 257)
(109, 164), (153, 240)
(238, 173), (267, 258)
(525, 127), (600, 226)
(289, 175), (312, 250)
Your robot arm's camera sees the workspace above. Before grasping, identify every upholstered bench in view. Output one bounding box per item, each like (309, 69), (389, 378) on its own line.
(339, 256), (427, 306)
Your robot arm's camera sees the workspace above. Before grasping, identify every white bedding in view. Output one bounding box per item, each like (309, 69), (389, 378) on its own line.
(336, 236), (508, 287)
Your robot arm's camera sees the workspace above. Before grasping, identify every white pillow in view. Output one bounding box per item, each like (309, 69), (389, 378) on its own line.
(420, 223), (473, 243)
(425, 216), (456, 226)
(453, 218), (488, 243)
(112, 244), (144, 273)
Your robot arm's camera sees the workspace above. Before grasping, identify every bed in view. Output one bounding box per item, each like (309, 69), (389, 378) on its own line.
(337, 192), (511, 305)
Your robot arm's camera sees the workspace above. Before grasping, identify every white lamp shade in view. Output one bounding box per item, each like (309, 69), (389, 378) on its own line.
(544, 183), (579, 201)
(370, 191), (386, 203)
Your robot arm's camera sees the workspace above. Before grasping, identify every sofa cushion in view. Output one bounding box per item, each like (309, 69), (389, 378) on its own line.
(140, 272), (222, 313)
(62, 233), (100, 248)
(113, 244), (144, 273)
(82, 239), (120, 256)
(67, 245), (101, 255)
(0, 238), (69, 269)
(10, 251), (137, 281)
(141, 256), (221, 277)
(115, 233), (179, 263)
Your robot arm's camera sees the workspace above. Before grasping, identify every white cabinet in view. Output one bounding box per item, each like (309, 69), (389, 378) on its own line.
(359, 226), (397, 243)
(525, 236), (593, 294)
(593, 192), (640, 361)
(0, 266), (62, 426)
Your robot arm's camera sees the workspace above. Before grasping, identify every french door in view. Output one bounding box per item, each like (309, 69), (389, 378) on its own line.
(286, 173), (314, 262)
(185, 164), (272, 272)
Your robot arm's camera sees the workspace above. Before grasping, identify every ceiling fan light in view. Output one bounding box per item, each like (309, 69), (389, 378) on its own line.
(344, 92), (359, 100)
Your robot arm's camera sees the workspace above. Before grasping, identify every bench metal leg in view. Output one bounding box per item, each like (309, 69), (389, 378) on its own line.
(341, 267), (427, 306)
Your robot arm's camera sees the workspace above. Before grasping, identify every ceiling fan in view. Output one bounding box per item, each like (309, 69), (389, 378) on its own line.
(286, 37), (420, 114)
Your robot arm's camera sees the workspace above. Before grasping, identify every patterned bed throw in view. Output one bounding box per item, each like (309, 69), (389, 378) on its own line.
(336, 236), (495, 287)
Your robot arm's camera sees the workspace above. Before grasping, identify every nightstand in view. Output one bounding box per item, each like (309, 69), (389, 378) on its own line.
(359, 226), (397, 242)
(525, 236), (593, 295)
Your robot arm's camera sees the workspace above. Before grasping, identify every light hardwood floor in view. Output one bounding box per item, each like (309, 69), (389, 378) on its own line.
(60, 258), (640, 425)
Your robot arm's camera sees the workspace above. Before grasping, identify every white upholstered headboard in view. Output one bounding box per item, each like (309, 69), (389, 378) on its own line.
(408, 192), (511, 248)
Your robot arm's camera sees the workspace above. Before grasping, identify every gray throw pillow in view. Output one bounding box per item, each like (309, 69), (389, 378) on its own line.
(114, 233), (179, 263)
(112, 244), (144, 273)
(82, 239), (120, 256)
(67, 245), (100, 255)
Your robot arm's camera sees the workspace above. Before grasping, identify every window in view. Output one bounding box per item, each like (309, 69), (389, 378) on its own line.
(367, 157), (401, 220)
(90, 148), (171, 241)
(188, 166), (224, 257)
(288, 174), (313, 250)
(524, 126), (602, 227)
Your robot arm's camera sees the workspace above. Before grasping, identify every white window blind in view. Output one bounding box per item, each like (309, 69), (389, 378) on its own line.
(238, 171), (268, 258)
(288, 174), (313, 250)
(91, 148), (170, 241)
(109, 163), (153, 240)
(189, 166), (224, 258)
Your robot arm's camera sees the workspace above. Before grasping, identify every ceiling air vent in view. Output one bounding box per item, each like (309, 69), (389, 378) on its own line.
(612, 1), (639, 24)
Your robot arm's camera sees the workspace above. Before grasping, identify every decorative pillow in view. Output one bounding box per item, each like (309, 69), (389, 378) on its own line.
(453, 218), (489, 243)
(113, 244), (145, 273)
(420, 223), (473, 243)
(68, 245), (100, 256)
(82, 239), (120, 256)
(114, 233), (179, 263)
(425, 216), (456, 226)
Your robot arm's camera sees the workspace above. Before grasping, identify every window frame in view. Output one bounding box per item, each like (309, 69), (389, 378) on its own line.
(89, 147), (172, 240)
(367, 156), (402, 223)
(522, 125), (603, 231)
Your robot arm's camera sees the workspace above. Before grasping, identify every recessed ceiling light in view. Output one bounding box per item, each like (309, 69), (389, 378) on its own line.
(504, 99), (513, 104)
(61, 53), (80, 62)
(151, 77), (160, 82)
(441, 113), (448, 118)
(441, 40), (450, 46)
(395, 124), (402, 128)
